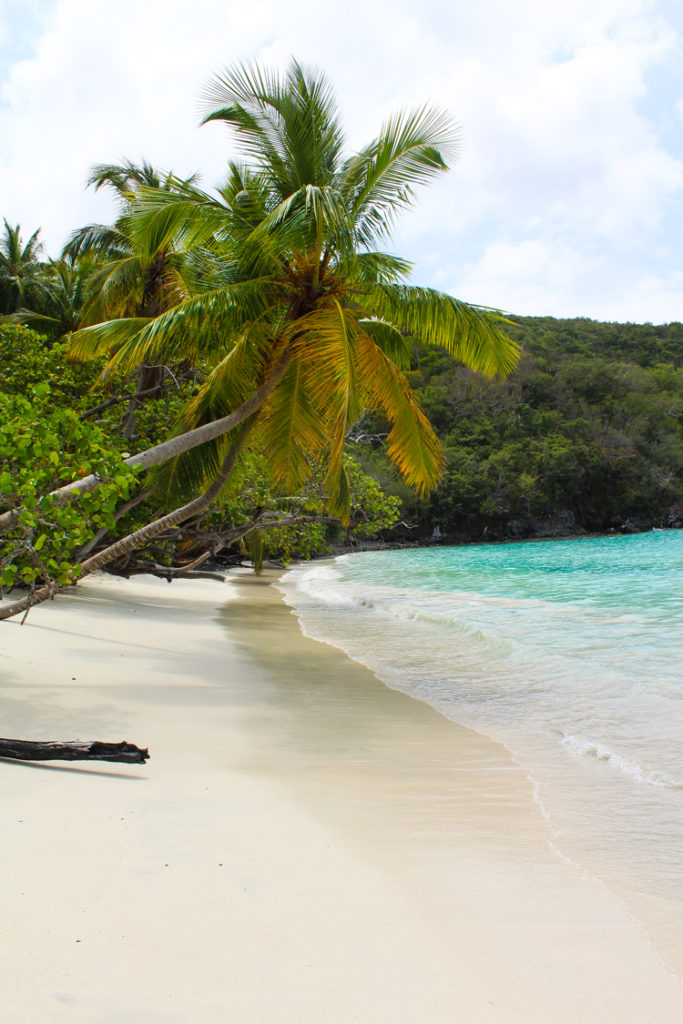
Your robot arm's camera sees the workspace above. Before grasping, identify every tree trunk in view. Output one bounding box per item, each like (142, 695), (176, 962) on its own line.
(121, 364), (166, 439)
(0, 738), (149, 764)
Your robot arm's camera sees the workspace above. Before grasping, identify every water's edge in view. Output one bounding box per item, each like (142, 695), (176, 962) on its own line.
(277, 534), (683, 980)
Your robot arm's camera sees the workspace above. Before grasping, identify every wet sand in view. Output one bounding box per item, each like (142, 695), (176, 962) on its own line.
(1, 572), (681, 1022)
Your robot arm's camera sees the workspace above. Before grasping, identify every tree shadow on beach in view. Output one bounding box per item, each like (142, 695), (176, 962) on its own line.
(0, 756), (145, 780)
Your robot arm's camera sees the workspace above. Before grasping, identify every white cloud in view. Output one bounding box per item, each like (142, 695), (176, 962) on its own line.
(449, 238), (606, 315)
(452, 238), (683, 323)
(1, 0), (682, 321)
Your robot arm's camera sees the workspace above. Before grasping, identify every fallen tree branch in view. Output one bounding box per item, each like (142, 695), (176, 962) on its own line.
(0, 737), (149, 764)
(77, 367), (140, 420)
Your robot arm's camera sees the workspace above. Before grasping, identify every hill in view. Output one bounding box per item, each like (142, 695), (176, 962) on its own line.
(361, 316), (683, 543)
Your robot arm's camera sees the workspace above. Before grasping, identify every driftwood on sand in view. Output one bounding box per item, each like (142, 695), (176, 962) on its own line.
(0, 738), (149, 764)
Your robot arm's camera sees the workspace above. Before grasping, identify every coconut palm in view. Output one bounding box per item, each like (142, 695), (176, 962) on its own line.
(5, 256), (95, 342)
(0, 59), (521, 622)
(0, 220), (47, 315)
(64, 161), (203, 435)
(70, 58), (519, 520)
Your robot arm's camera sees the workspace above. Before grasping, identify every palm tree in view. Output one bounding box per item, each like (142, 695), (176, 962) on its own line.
(0, 220), (47, 315)
(4, 256), (94, 342)
(64, 161), (202, 436)
(0, 59), (520, 621)
(70, 59), (518, 516)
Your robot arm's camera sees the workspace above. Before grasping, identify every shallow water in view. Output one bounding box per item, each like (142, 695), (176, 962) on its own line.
(279, 531), (683, 976)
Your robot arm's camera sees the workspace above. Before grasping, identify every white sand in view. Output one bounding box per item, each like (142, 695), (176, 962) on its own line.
(1, 571), (681, 1024)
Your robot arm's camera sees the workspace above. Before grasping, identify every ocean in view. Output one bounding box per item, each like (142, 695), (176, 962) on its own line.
(279, 531), (683, 976)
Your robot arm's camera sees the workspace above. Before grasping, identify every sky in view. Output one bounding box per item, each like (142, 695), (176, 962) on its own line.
(1, 0), (683, 323)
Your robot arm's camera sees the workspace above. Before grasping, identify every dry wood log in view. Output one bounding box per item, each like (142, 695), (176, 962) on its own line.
(0, 738), (149, 764)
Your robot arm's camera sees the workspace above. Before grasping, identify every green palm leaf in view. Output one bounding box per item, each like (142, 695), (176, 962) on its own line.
(354, 328), (445, 494)
(352, 251), (413, 285)
(367, 284), (518, 377)
(63, 224), (129, 262)
(358, 318), (412, 369)
(68, 316), (152, 362)
(202, 59), (344, 196)
(70, 280), (277, 371)
(342, 107), (460, 245)
(258, 359), (323, 491)
(152, 327), (273, 500)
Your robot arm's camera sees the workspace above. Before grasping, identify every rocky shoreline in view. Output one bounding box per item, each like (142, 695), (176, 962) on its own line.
(332, 503), (683, 556)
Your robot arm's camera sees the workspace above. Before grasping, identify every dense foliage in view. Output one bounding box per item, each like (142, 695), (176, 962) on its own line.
(2, 307), (681, 593)
(0, 325), (402, 587)
(381, 316), (683, 540)
(0, 384), (139, 588)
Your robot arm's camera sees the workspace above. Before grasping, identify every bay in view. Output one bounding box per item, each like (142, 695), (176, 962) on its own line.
(280, 531), (683, 976)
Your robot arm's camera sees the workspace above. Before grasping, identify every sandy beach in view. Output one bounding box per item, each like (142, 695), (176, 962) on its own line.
(1, 571), (682, 1023)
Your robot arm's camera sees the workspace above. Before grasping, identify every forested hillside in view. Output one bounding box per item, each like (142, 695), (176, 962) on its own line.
(362, 316), (683, 543)
(3, 309), (681, 590)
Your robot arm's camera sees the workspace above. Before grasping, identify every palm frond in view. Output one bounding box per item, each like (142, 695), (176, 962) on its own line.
(351, 251), (413, 285)
(258, 359), (323, 492)
(295, 302), (364, 429)
(88, 160), (164, 196)
(217, 163), (272, 232)
(201, 59), (344, 197)
(77, 255), (146, 324)
(68, 317), (152, 362)
(183, 325), (270, 423)
(4, 308), (63, 335)
(358, 318), (412, 369)
(290, 303), (367, 510)
(62, 223), (129, 262)
(152, 328), (272, 500)
(323, 459), (351, 521)
(354, 329), (445, 494)
(201, 63), (294, 191)
(342, 106), (460, 244)
(279, 60), (345, 188)
(87, 160), (201, 206)
(366, 284), (519, 377)
(245, 183), (353, 258)
(74, 279), (277, 371)
(128, 184), (231, 255)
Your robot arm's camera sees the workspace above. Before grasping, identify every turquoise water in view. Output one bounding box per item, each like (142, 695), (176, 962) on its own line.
(280, 532), (683, 973)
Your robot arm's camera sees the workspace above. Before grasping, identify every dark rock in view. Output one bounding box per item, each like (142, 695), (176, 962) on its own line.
(505, 511), (583, 540)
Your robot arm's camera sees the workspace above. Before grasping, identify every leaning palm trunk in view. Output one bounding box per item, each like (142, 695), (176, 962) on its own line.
(0, 433), (248, 622)
(0, 348), (294, 534)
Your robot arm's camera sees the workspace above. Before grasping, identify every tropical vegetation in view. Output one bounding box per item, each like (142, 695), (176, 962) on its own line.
(0, 59), (518, 620)
(0, 219), (46, 316)
(362, 316), (683, 540)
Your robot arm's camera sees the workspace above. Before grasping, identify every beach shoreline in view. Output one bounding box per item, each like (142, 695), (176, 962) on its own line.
(1, 571), (682, 1023)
